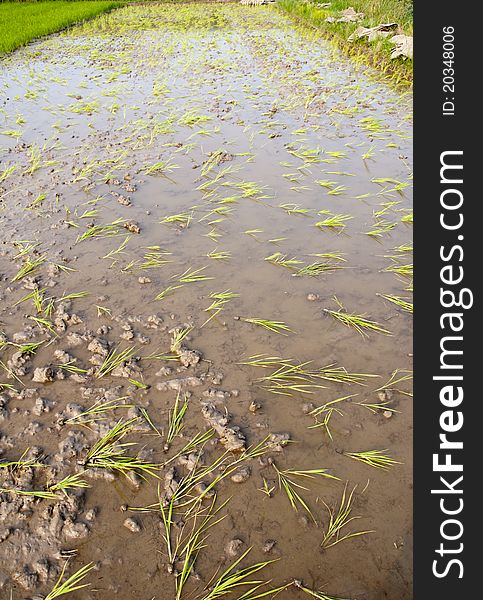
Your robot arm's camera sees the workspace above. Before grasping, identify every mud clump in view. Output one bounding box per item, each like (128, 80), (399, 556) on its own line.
(200, 402), (246, 452)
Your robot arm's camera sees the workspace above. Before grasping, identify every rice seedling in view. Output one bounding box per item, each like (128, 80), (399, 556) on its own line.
(293, 579), (348, 600)
(176, 266), (213, 284)
(0, 164), (16, 183)
(165, 392), (189, 448)
(141, 247), (172, 269)
(57, 361), (88, 375)
(96, 305), (112, 318)
(76, 220), (123, 243)
(96, 345), (136, 378)
(265, 252), (303, 271)
(0, 487), (57, 500)
(258, 478), (275, 498)
(207, 249), (231, 261)
(83, 418), (159, 478)
(200, 547), (278, 600)
(10, 340), (46, 356)
(170, 326), (193, 352)
(202, 290), (239, 327)
(29, 316), (58, 336)
(321, 483), (373, 549)
(384, 263), (413, 279)
(65, 398), (133, 425)
(102, 235), (130, 260)
(279, 203), (311, 216)
(379, 294), (413, 313)
(374, 369), (413, 397)
(59, 291), (89, 301)
(160, 212), (193, 228)
(14, 287), (48, 312)
(175, 497), (228, 600)
(356, 399), (399, 414)
(294, 260), (344, 277)
(315, 212), (352, 230)
(344, 449), (401, 470)
(308, 395), (356, 440)
(242, 318), (293, 336)
(323, 298), (392, 338)
(155, 285), (184, 301)
(44, 562), (95, 600)
(272, 463), (339, 522)
(47, 472), (90, 496)
(11, 255), (46, 282)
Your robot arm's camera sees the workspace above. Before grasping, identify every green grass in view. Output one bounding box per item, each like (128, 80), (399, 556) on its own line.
(0, 1), (121, 55)
(277, 0), (413, 85)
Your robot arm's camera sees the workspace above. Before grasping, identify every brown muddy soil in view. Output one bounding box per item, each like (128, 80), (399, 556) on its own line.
(0, 3), (412, 599)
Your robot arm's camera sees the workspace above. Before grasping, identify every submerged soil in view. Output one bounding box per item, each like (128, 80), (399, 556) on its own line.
(0, 3), (412, 599)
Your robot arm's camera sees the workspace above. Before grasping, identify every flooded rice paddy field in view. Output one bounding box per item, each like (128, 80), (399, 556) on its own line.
(0, 3), (412, 599)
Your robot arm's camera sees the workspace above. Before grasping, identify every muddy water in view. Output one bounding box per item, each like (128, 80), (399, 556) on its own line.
(0, 4), (412, 599)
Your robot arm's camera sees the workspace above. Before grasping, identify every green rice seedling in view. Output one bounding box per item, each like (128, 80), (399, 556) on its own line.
(170, 327), (193, 353)
(365, 219), (397, 238)
(141, 247), (172, 269)
(175, 497), (227, 600)
(362, 146), (376, 160)
(96, 345), (136, 378)
(12, 241), (39, 259)
(140, 408), (163, 438)
(0, 487), (57, 500)
(83, 418), (159, 478)
(258, 478), (275, 498)
(242, 318), (293, 336)
(160, 211), (193, 228)
(165, 392), (189, 448)
(57, 361), (88, 376)
(327, 185), (347, 196)
(59, 291), (89, 301)
(344, 449), (401, 470)
(0, 382), (16, 392)
(11, 340), (46, 356)
(201, 547), (278, 600)
(0, 359), (23, 387)
(66, 398), (132, 425)
(315, 212), (352, 230)
(265, 252), (303, 271)
(374, 369), (413, 397)
(44, 562), (95, 600)
(316, 180), (337, 189)
(0, 449), (45, 471)
(308, 395), (356, 440)
(207, 249), (231, 261)
(202, 290), (239, 327)
(295, 261), (344, 277)
(29, 316), (57, 336)
(0, 164), (16, 183)
(384, 263), (413, 279)
(96, 305), (112, 318)
(129, 378), (148, 390)
(13, 287), (47, 312)
(102, 235), (130, 260)
(12, 255), (46, 282)
(323, 298), (392, 338)
(379, 294), (413, 313)
(293, 579), (348, 600)
(272, 464), (339, 522)
(47, 472), (90, 496)
(161, 429), (215, 469)
(321, 483), (374, 549)
(27, 193), (46, 210)
(279, 203), (311, 216)
(155, 285), (184, 301)
(356, 399), (399, 414)
(76, 220), (123, 243)
(176, 266), (213, 284)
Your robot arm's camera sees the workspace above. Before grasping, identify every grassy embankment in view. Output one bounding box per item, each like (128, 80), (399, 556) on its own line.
(277, 0), (413, 85)
(0, 1), (122, 54)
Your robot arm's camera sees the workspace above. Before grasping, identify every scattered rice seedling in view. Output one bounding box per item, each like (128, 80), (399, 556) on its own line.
(265, 252), (303, 271)
(344, 449), (401, 470)
(57, 361), (88, 375)
(76, 220), (123, 243)
(65, 398), (132, 425)
(315, 212), (352, 230)
(242, 318), (293, 336)
(374, 369), (413, 397)
(324, 298), (392, 338)
(356, 399), (399, 414)
(44, 562), (95, 600)
(321, 483), (374, 549)
(202, 290), (239, 327)
(272, 463), (339, 522)
(155, 284), (184, 301)
(47, 472), (90, 495)
(141, 247), (172, 269)
(308, 395), (357, 440)
(201, 547), (278, 600)
(11, 255), (46, 282)
(160, 211), (193, 228)
(207, 249), (231, 261)
(175, 266), (214, 284)
(293, 579), (348, 600)
(279, 203), (311, 216)
(96, 345), (136, 378)
(83, 418), (159, 478)
(165, 392), (189, 448)
(379, 294), (413, 313)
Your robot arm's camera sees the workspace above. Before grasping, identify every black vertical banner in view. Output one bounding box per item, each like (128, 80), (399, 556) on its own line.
(415, 0), (479, 597)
